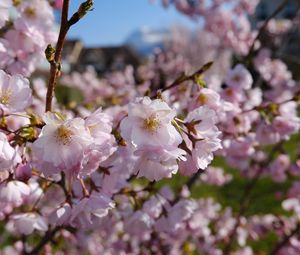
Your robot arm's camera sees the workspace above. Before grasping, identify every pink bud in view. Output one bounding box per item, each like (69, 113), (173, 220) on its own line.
(15, 164), (32, 182)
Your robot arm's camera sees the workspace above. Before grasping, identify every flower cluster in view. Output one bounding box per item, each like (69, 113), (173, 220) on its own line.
(0, 0), (299, 254)
(0, 0), (57, 76)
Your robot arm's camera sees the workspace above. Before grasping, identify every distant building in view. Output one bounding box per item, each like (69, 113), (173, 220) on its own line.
(63, 39), (84, 70)
(255, 0), (299, 21)
(62, 40), (142, 74)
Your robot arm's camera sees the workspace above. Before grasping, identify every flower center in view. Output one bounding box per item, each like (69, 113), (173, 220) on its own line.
(232, 75), (241, 83)
(25, 7), (36, 18)
(0, 90), (12, 105)
(12, 0), (21, 6)
(225, 88), (233, 97)
(143, 116), (160, 133)
(55, 126), (73, 145)
(197, 93), (207, 105)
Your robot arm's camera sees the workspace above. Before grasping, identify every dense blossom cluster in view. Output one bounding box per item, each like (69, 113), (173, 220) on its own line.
(0, 0), (57, 76)
(0, 0), (299, 254)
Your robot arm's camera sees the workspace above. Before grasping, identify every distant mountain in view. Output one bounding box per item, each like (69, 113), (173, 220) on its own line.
(125, 27), (172, 55)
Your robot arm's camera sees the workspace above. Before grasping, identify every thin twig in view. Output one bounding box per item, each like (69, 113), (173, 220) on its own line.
(45, 0), (70, 112)
(269, 223), (300, 255)
(247, 0), (289, 58)
(26, 227), (61, 255)
(151, 61), (213, 99)
(45, 0), (94, 112)
(223, 142), (283, 255)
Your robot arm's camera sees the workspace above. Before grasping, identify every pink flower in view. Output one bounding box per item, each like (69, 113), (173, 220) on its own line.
(79, 109), (116, 177)
(0, 181), (30, 206)
(14, 0), (54, 32)
(226, 64), (253, 90)
(156, 199), (197, 233)
(15, 164), (32, 182)
(0, 132), (21, 171)
(287, 181), (300, 198)
(134, 146), (184, 181)
(0, 0), (10, 28)
(142, 196), (165, 218)
(0, 30), (42, 76)
(0, 70), (32, 113)
(124, 211), (154, 237)
(70, 192), (115, 228)
(180, 106), (222, 176)
(232, 247), (253, 255)
(32, 113), (93, 178)
(120, 97), (181, 148)
(200, 167), (232, 186)
(282, 198), (300, 217)
(273, 116), (299, 138)
(269, 154), (290, 183)
(9, 213), (48, 235)
(189, 88), (221, 110)
(48, 203), (72, 226)
(120, 97), (185, 181)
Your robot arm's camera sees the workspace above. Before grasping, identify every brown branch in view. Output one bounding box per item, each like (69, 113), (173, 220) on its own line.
(26, 227), (61, 255)
(269, 223), (300, 255)
(151, 61), (213, 99)
(45, 0), (94, 112)
(247, 0), (289, 58)
(223, 142), (283, 255)
(45, 0), (70, 112)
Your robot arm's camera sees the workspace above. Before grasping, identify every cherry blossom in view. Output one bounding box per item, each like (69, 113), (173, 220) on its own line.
(0, 70), (32, 113)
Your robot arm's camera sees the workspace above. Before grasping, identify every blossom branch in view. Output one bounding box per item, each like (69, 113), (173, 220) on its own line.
(247, 0), (289, 58)
(45, 0), (70, 112)
(223, 142), (283, 254)
(26, 226), (61, 255)
(45, 0), (94, 112)
(151, 61), (213, 98)
(269, 223), (300, 255)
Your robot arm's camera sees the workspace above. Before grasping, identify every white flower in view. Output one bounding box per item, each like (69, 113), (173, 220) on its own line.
(32, 113), (93, 177)
(120, 97), (182, 148)
(9, 213), (48, 235)
(0, 70), (32, 113)
(120, 97), (185, 181)
(70, 192), (115, 228)
(0, 132), (21, 171)
(226, 64), (253, 90)
(0, 0), (10, 29)
(0, 181), (30, 206)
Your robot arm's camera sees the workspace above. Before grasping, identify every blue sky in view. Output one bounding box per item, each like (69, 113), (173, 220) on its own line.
(67, 0), (197, 46)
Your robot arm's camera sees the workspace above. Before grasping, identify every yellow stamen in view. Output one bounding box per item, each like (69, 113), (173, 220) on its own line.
(232, 75), (241, 83)
(143, 116), (160, 132)
(197, 93), (207, 105)
(55, 126), (73, 145)
(0, 90), (12, 105)
(25, 7), (36, 18)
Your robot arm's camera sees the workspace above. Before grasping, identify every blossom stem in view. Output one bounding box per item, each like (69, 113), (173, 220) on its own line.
(223, 142), (283, 254)
(79, 178), (90, 197)
(45, 0), (94, 112)
(151, 61), (213, 98)
(26, 227), (61, 255)
(247, 0), (289, 58)
(45, 0), (70, 112)
(269, 223), (300, 255)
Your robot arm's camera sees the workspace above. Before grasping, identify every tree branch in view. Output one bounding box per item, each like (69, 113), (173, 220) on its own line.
(45, 0), (70, 112)
(247, 0), (289, 58)
(269, 223), (300, 255)
(26, 227), (61, 255)
(45, 0), (94, 112)
(223, 142), (283, 255)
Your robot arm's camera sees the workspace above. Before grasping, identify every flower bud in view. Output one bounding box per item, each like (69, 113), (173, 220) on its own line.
(45, 44), (56, 63)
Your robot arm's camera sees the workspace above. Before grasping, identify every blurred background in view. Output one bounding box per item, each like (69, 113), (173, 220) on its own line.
(47, 0), (300, 78)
